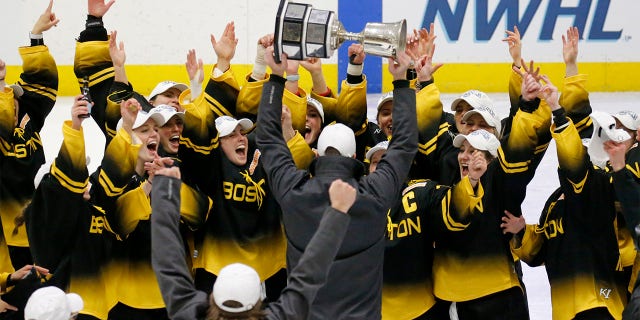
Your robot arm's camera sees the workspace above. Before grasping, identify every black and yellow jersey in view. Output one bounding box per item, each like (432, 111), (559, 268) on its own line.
(189, 134), (287, 281)
(236, 72), (307, 133)
(25, 121), (118, 319)
(92, 128), (209, 310)
(512, 120), (625, 320)
(431, 104), (547, 302)
(1, 45), (57, 251)
(411, 82), (458, 184)
(382, 179), (449, 320)
(612, 145), (640, 293)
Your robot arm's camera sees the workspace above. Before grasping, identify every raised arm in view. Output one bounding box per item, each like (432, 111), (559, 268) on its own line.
(25, 96), (92, 270)
(363, 50), (418, 208)
(185, 49), (205, 100)
(13, 0), (59, 132)
(151, 170), (210, 320)
(74, 0), (116, 137)
(255, 47), (308, 198)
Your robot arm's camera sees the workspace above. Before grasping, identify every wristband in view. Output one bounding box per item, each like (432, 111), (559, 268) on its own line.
(347, 63), (363, 76)
(213, 67), (225, 78)
(417, 78), (434, 90)
(86, 15), (104, 28)
(29, 32), (43, 40)
(286, 74), (300, 81)
(316, 87), (331, 97)
(406, 68), (417, 81)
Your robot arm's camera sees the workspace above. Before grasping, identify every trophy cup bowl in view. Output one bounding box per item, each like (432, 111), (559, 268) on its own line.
(274, 0), (406, 62)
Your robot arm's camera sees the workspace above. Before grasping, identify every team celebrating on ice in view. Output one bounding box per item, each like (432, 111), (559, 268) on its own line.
(1, 1), (639, 320)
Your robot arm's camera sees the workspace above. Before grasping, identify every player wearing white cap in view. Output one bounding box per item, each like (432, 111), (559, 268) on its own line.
(257, 45), (417, 319)
(90, 99), (201, 320)
(507, 79), (631, 320)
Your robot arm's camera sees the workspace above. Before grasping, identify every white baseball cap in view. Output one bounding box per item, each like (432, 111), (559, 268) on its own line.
(24, 287), (84, 320)
(612, 110), (640, 131)
(376, 91), (393, 111)
(212, 263), (263, 313)
(365, 140), (389, 161)
(148, 104), (185, 126)
(116, 110), (165, 131)
(132, 110), (165, 130)
(461, 105), (502, 135)
(453, 129), (500, 157)
(148, 81), (188, 101)
(450, 90), (493, 111)
(317, 123), (356, 157)
(215, 116), (254, 138)
(588, 111), (632, 165)
(307, 96), (325, 123)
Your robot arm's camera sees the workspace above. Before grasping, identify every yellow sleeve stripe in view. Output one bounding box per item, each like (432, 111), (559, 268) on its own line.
(105, 126), (116, 139)
(98, 169), (126, 197)
(574, 116), (592, 132)
(442, 191), (469, 231)
(179, 136), (217, 155)
(50, 161), (88, 194)
(77, 67), (115, 86)
(18, 81), (57, 101)
(354, 120), (368, 136)
(497, 148), (530, 173)
(204, 95), (232, 118)
(534, 142), (549, 154)
(567, 170), (589, 194)
(418, 124), (450, 155)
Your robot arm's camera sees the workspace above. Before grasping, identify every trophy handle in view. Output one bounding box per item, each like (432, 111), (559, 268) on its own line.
(273, 0), (288, 63)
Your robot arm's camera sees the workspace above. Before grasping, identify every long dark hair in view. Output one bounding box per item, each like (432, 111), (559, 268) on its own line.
(206, 296), (266, 320)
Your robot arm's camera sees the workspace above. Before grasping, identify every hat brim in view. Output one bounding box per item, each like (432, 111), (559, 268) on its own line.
(133, 112), (165, 129)
(9, 84), (24, 98)
(450, 98), (466, 111)
(461, 110), (501, 134)
(366, 145), (387, 161)
(612, 114), (639, 131)
(218, 118), (254, 137)
(149, 83), (189, 100)
(453, 132), (499, 157)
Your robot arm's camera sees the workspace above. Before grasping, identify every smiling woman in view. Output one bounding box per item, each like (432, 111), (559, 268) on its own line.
(215, 116), (253, 166)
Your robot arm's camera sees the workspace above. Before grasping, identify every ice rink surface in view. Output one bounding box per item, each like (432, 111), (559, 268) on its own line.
(39, 92), (640, 319)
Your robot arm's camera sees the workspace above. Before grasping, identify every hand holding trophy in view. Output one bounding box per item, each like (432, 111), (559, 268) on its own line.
(273, 0), (406, 62)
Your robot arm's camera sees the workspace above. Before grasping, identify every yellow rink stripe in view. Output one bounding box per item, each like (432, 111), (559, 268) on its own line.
(5, 62), (640, 96)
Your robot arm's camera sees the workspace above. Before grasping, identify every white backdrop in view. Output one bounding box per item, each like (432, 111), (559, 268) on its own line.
(3, 0), (638, 65)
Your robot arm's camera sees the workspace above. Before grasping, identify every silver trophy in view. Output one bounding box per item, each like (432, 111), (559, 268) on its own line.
(273, 0), (406, 62)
